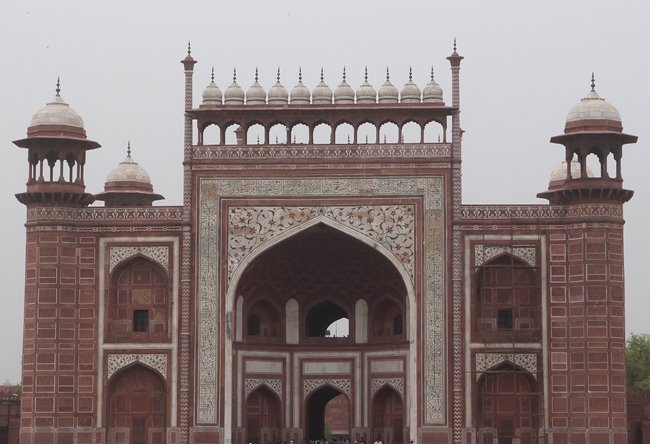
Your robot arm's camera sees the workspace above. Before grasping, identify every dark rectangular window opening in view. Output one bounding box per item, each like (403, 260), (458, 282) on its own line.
(133, 310), (149, 332)
(497, 308), (513, 330)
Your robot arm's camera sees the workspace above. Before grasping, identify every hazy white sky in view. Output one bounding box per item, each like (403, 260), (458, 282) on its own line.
(0, 0), (648, 382)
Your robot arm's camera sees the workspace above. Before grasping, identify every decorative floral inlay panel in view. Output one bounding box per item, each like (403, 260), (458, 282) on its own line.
(228, 206), (414, 281)
(303, 379), (351, 399)
(474, 245), (536, 267)
(110, 246), (170, 273)
(245, 378), (282, 399)
(371, 378), (404, 397)
(197, 176), (445, 425)
(475, 353), (537, 381)
(107, 353), (168, 380)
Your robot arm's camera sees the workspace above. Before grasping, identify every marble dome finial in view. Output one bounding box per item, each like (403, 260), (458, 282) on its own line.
(364, 66), (368, 82)
(127, 140), (132, 157)
(409, 66), (413, 82)
(56, 77), (61, 96)
(591, 72), (596, 92)
(277, 67), (281, 82)
(299, 66), (303, 82)
(211, 67), (215, 82)
(187, 41), (191, 55)
(255, 67), (259, 82)
(233, 67), (237, 82)
(320, 67), (324, 82)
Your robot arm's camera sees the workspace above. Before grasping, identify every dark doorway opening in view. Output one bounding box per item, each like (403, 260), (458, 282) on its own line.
(307, 386), (349, 441)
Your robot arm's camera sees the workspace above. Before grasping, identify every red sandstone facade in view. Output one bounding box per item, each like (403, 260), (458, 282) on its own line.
(12, 46), (637, 444)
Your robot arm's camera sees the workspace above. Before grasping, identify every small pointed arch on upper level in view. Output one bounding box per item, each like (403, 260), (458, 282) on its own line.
(199, 121), (221, 145)
(225, 122), (243, 145)
(289, 121), (309, 144)
(400, 120), (422, 143)
(312, 121), (333, 144)
(334, 121), (355, 144)
(269, 122), (288, 144)
(357, 121), (377, 143)
(379, 120), (399, 143)
(423, 118), (445, 143)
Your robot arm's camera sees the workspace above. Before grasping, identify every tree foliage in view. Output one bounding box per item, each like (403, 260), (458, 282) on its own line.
(626, 333), (650, 393)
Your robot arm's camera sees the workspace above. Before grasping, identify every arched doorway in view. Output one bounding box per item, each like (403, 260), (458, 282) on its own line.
(107, 365), (166, 444)
(307, 386), (350, 441)
(476, 363), (540, 444)
(246, 386), (282, 444)
(230, 221), (412, 441)
(371, 386), (404, 444)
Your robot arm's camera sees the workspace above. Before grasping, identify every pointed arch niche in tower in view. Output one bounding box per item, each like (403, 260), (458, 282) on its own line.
(246, 385), (282, 444)
(107, 364), (167, 444)
(371, 385), (404, 444)
(107, 256), (169, 342)
(473, 253), (540, 343)
(475, 363), (540, 444)
(232, 222), (408, 346)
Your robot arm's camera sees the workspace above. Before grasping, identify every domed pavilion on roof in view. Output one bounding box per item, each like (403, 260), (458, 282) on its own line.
(11, 43), (637, 444)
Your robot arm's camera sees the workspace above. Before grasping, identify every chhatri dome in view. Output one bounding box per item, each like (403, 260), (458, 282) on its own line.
(422, 67), (444, 103)
(267, 68), (289, 104)
(224, 68), (245, 105)
(311, 68), (333, 104)
(95, 142), (164, 207)
(290, 68), (311, 104)
(564, 74), (622, 133)
(202, 67), (223, 106)
(333, 67), (355, 104)
(377, 68), (399, 103)
(28, 78), (87, 139)
(246, 68), (267, 104)
(400, 67), (421, 103)
(356, 67), (377, 104)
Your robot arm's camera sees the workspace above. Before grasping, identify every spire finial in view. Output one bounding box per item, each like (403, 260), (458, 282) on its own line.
(591, 72), (596, 91)
(55, 77), (61, 96)
(320, 67), (324, 82)
(343, 66), (347, 82)
(233, 67), (237, 82)
(127, 141), (132, 157)
(430, 66), (435, 81)
(187, 41), (191, 55)
(211, 66), (215, 82)
(386, 67), (390, 81)
(298, 66), (303, 82)
(364, 66), (368, 82)
(409, 66), (413, 82)
(277, 67), (281, 82)
(255, 67), (259, 82)
(453, 37), (457, 52)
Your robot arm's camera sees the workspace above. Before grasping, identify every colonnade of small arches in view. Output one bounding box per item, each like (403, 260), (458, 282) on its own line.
(198, 120), (447, 146)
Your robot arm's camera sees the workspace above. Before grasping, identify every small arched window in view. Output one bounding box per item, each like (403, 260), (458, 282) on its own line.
(247, 314), (260, 336)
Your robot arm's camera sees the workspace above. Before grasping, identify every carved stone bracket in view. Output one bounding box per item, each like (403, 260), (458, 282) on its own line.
(110, 246), (170, 273)
(107, 353), (168, 380)
(475, 353), (537, 381)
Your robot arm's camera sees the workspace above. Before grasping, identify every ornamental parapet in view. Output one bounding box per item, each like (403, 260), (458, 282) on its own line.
(192, 142), (451, 162)
(458, 203), (623, 223)
(25, 205), (184, 226)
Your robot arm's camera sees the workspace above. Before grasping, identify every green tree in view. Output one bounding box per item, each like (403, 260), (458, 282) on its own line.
(626, 333), (650, 394)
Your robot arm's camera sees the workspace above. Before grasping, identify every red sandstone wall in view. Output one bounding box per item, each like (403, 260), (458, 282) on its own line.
(20, 231), (102, 444)
(547, 227), (627, 444)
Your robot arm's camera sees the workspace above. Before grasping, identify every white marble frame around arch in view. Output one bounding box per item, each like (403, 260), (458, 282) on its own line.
(224, 215), (418, 441)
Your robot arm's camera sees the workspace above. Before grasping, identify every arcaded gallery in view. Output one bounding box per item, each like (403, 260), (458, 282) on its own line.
(12, 44), (636, 444)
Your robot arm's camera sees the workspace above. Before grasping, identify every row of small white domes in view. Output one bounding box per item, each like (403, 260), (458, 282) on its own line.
(202, 67), (444, 105)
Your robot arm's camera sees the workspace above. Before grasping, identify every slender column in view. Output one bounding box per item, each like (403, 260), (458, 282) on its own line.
(180, 42), (197, 444)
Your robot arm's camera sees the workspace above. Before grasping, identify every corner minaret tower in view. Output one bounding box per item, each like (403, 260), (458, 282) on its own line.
(538, 74), (637, 204)
(13, 79), (100, 207)
(538, 77), (637, 444)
